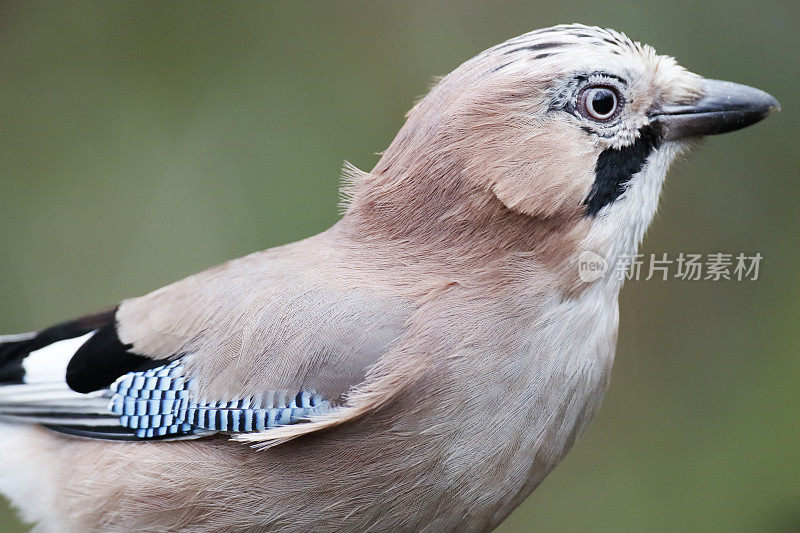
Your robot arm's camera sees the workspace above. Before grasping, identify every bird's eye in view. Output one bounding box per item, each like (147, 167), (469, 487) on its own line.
(579, 85), (620, 121)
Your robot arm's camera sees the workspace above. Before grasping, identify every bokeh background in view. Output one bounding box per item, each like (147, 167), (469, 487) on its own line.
(0, 1), (797, 531)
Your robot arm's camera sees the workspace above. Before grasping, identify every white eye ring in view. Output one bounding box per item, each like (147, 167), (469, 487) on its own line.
(580, 85), (620, 121)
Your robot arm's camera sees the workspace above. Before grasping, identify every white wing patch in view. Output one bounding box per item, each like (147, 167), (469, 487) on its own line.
(21, 331), (96, 384)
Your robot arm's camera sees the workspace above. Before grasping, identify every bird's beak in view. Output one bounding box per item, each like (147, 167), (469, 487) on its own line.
(653, 79), (780, 141)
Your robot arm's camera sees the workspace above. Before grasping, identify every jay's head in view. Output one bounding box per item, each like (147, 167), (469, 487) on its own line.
(348, 24), (778, 257)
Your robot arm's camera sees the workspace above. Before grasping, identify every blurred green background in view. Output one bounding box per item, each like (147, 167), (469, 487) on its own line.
(0, 1), (797, 531)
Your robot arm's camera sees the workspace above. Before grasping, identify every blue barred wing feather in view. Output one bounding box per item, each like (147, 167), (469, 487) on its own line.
(0, 310), (333, 441)
(109, 359), (331, 439)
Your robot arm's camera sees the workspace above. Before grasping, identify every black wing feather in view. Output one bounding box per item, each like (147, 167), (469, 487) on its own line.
(66, 322), (161, 393)
(0, 308), (328, 442)
(0, 308), (117, 384)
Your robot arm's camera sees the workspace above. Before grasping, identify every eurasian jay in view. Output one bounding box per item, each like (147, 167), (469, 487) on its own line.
(0, 25), (779, 532)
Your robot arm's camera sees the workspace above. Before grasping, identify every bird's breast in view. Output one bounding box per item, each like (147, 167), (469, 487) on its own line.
(424, 282), (620, 530)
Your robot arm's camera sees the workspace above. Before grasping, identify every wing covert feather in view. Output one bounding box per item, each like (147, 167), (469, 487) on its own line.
(116, 238), (413, 404)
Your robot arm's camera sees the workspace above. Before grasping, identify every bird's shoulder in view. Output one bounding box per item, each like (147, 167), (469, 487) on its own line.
(0, 233), (414, 442)
(118, 234), (413, 401)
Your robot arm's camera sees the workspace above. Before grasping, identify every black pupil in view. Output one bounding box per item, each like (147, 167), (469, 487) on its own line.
(591, 89), (615, 116)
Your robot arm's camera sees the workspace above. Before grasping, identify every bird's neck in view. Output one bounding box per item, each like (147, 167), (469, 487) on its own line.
(341, 169), (592, 292)
(576, 142), (681, 293)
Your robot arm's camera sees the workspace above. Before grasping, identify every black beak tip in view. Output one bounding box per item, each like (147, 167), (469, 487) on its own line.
(656, 79), (780, 140)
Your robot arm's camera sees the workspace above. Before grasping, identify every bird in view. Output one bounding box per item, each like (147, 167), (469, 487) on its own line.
(0, 24), (779, 532)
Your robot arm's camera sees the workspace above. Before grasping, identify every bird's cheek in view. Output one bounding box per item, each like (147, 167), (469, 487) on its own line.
(465, 124), (598, 219)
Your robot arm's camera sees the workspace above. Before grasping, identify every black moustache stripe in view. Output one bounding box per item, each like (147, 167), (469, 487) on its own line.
(583, 124), (662, 217)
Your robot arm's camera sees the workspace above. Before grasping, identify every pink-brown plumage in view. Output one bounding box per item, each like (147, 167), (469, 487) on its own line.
(0, 24), (778, 531)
